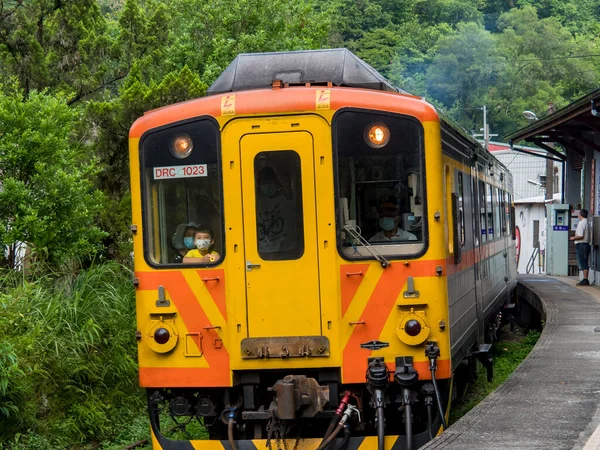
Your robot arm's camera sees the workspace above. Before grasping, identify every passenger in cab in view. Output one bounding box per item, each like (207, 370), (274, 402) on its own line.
(369, 196), (417, 242)
(171, 222), (198, 263)
(183, 228), (220, 264)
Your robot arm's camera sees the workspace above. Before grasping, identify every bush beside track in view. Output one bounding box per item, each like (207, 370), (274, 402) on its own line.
(0, 262), (148, 449)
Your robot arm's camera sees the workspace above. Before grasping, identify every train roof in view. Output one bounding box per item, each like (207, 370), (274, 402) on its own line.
(207, 49), (401, 95)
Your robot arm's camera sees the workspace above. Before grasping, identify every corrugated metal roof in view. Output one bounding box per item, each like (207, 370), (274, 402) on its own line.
(505, 87), (600, 142)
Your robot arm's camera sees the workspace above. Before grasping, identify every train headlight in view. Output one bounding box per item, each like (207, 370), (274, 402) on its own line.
(170, 134), (193, 159)
(147, 321), (178, 353)
(396, 312), (430, 346)
(154, 327), (170, 344)
(365, 123), (390, 148)
(404, 319), (422, 337)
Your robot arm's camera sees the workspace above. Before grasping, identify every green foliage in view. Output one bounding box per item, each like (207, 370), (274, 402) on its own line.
(0, 262), (142, 447)
(0, 83), (106, 267)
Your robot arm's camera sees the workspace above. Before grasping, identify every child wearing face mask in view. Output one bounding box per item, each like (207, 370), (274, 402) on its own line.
(183, 228), (220, 264)
(172, 223), (198, 263)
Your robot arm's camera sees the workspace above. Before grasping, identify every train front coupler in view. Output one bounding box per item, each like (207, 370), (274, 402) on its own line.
(394, 356), (419, 450)
(365, 357), (389, 450)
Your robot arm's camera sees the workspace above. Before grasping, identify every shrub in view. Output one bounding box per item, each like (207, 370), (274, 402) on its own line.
(0, 262), (144, 447)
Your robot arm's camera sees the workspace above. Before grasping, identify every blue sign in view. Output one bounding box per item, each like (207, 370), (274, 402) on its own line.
(553, 225), (569, 231)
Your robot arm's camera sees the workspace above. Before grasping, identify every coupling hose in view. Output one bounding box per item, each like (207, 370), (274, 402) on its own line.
(430, 368), (448, 430)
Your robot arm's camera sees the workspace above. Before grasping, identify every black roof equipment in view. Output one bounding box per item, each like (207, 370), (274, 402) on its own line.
(207, 48), (400, 95)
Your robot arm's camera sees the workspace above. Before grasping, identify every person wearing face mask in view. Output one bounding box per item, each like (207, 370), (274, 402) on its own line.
(369, 197), (417, 243)
(171, 222), (198, 263)
(183, 228), (221, 263)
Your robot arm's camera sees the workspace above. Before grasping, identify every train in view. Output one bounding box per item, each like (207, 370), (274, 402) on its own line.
(128, 49), (517, 450)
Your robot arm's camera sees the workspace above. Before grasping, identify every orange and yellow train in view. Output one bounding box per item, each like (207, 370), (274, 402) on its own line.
(129, 49), (517, 450)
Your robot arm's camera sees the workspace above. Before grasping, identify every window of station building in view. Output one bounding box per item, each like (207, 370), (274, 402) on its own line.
(140, 119), (224, 266)
(333, 110), (425, 259)
(479, 180), (487, 243)
(254, 151), (304, 261)
(486, 183), (494, 240)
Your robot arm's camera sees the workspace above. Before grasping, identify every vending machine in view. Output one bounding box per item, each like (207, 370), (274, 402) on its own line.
(546, 204), (570, 276)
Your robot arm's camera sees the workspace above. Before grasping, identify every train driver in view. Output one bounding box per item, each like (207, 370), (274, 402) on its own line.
(369, 196), (417, 243)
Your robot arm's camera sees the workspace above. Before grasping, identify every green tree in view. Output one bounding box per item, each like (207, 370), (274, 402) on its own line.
(0, 0), (110, 97)
(0, 83), (105, 267)
(424, 22), (505, 131)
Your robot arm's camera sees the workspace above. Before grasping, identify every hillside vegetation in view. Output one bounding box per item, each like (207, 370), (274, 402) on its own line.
(0, 0), (598, 447)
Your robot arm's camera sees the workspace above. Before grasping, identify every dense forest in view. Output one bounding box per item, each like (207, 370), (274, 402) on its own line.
(1, 0), (599, 448)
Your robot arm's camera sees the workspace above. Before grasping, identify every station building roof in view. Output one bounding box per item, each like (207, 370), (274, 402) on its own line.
(505, 88), (600, 162)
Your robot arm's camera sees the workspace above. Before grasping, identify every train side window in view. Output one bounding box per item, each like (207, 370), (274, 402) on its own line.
(457, 171), (465, 247)
(498, 189), (506, 236)
(333, 110), (425, 259)
(140, 119), (224, 267)
(505, 191), (510, 235)
(479, 180), (487, 243)
(486, 183), (494, 240)
(445, 165), (453, 254)
(254, 151), (304, 260)
(494, 187), (501, 238)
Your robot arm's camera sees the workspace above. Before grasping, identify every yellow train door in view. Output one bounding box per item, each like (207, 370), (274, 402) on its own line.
(239, 130), (322, 338)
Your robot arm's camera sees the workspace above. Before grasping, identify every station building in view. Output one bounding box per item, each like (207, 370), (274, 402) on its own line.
(506, 88), (600, 283)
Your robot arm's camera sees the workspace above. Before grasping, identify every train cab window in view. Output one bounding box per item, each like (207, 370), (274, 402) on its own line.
(140, 119), (224, 266)
(254, 151), (304, 260)
(333, 110), (425, 259)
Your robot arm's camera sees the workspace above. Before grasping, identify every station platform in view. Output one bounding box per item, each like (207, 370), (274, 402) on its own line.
(421, 275), (600, 450)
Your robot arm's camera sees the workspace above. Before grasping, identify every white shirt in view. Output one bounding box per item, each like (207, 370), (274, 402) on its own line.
(575, 217), (591, 245)
(369, 228), (417, 243)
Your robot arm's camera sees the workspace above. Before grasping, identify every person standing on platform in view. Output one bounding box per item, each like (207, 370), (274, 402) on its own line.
(570, 209), (591, 286)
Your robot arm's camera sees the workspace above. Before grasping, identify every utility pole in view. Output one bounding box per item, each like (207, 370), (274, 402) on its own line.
(483, 105), (487, 150)
(473, 106), (498, 150)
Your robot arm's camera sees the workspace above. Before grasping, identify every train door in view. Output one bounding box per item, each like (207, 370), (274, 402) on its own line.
(239, 131), (322, 338)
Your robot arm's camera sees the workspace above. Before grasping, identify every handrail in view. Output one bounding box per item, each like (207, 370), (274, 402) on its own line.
(526, 247), (540, 274)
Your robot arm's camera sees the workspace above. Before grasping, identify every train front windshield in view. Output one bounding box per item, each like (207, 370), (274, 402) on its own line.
(139, 119), (224, 266)
(334, 110), (425, 258)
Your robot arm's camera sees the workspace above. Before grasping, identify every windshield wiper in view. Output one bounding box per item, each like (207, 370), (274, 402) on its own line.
(344, 225), (390, 268)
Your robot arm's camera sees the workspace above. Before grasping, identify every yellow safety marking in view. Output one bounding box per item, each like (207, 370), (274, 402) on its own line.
(221, 94), (236, 116)
(315, 89), (331, 110)
(190, 440), (227, 450)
